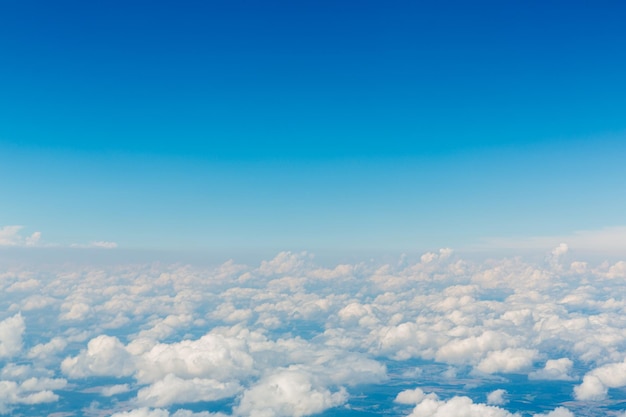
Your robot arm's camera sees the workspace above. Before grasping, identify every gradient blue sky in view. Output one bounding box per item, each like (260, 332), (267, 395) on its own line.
(1, 0), (625, 252)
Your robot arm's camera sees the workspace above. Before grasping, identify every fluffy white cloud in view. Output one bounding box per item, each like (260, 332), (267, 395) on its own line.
(533, 407), (575, 417)
(235, 370), (347, 417)
(529, 358), (574, 381)
(400, 391), (520, 417)
(136, 374), (241, 407)
(476, 348), (538, 374)
(0, 377), (66, 414)
(574, 359), (626, 400)
(0, 314), (25, 358)
(110, 408), (227, 417)
(487, 389), (508, 405)
(397, 389), (573, 417)
(5, 247), (626, 415)
(61, 335), (135, 378)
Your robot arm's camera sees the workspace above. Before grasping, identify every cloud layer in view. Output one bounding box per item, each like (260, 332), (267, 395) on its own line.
(1, 247), (626, 416)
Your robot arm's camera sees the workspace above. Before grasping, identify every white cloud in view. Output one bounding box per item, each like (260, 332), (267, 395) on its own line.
(109, 408), (227, 417)
(102, 384), (131, 396)
(476, 225), (626, 253)
(0, 225), (41, 247)
(401, 391), (520, 417)
(136, 374), (241, 407)
(529, 358), (574, 381)
(0, 377), (66, 414)
(235, 370), (347, 417)
(61, 335), (135, 378)
(574, 359), (626, 401)
(476, 348), (538, 374)
(5, 248), (626, 415)
(487, 389), (508, 405)
(70, 241), (119, 249)
(0, 313), (25, 358)
(90, 241), (118, 248)
(394, 387), (427, 405)
(533, 407), (575, 417)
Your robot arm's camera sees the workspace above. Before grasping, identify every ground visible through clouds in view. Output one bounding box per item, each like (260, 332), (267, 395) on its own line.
(1, 247), (626, 417)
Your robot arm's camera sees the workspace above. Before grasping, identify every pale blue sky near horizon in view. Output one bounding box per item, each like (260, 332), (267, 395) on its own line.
(1, 0), (625, 253)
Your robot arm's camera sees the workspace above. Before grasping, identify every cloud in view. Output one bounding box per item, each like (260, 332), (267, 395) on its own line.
(398, 390), (519, 417)
(487, 389), (508, 405)
(0, 377), (67, 414)
(475, 348), (538, 374)
(0, 224), (117, 249)
(70, 241), (118, 249)
(574, 359), (626, 400)
(234, 370), (347, 417)
(533, 407), (575, 417)
(0, 313), (25, 358)
(61, 335), (135, 378)
(396, 389), (574, 417)
(91, 240), (118, 248)
(0, 225), (41, 247)
(4, 247), (626, 415)
(529, 358), (574, 381)
(136, 374), (241, 407)
(101, 384), (131, 396)
(476, 225), (626, 253)
(110, 408), (227, 417)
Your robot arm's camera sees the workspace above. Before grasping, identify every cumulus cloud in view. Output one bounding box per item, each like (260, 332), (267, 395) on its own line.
(0, 313), (25, 358)
(110, 408), (227, 417)
(0, 377), (67, 414)
(398, 390), (519, 417)
(574, 359), (626, 400)
(475, 348), (538, 374)
(487, 389), (508, 405)
(136, 374), (241, 407)
(529, 358), (574, 381)
(61, 335), (135, 378)
(235, 370), (347, 417)
(533, 407), (575, 417)
(4, 247), (626, 415)
(396, 389), (573, 417)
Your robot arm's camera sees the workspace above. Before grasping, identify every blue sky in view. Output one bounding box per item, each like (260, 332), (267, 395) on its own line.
(1, 0), (625, 252)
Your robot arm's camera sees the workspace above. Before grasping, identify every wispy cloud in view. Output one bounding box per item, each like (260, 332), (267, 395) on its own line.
(475, 225), (626, 253)
(0, 225), (41, 247)
(0, 225), (117, 249)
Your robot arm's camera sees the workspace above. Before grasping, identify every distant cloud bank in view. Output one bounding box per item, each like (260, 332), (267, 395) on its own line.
(2, 236), (626, 415)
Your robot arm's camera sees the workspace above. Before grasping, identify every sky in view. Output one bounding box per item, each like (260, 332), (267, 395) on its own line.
(1, 0), (626, 254)
(4, 3), (626, 417)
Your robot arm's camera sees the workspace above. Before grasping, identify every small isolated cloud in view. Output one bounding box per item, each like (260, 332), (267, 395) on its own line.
(70, 241), (118, 249)
(101, 384), (131, 397)
(487, 389), (508, 405)
(89, 241), (118, 249)
(0, 225), (41, 247)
